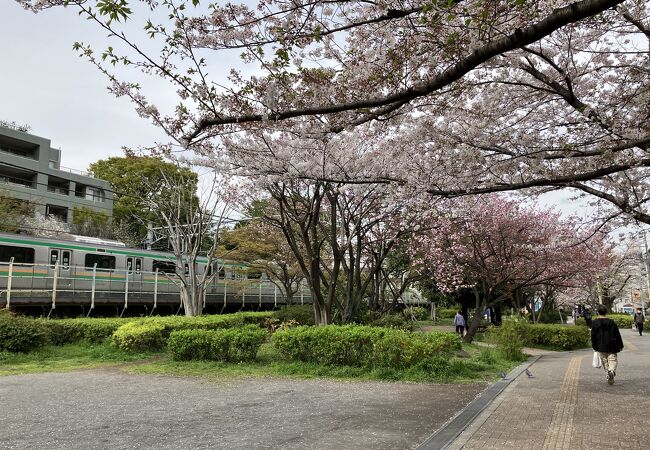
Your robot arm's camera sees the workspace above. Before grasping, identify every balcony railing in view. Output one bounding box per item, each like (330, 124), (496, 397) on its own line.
(58, 165), (96, 179)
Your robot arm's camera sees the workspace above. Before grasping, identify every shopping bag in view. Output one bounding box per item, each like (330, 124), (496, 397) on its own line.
(592, 351), (602, 368)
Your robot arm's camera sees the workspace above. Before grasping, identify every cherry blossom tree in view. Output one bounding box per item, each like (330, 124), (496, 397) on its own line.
(409, 195), (615, 341)
(15, 0), (650, 226)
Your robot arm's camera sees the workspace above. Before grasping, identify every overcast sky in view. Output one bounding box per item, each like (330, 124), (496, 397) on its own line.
(1, 2), (167, 172)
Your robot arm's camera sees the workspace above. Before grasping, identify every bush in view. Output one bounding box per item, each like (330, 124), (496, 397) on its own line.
(487, 320), (526, 361)
(112, 321), (166, 352)
(407, 306), (430, 321)
(535, 310), (565, 324)
(39, 317), (133, 345)
(370, 313), (414, 331)
(273, 305), (315, 326)
(0, 313), (48, 353)
(576, 314), (649, 330)
(523, 324), (590, 350)
(271, 325), (460, 368)
(436, 308), (458, 319)
(491, 321), (590, 351)
(167, 325), (267, 362)
(110, 312), (270, 352)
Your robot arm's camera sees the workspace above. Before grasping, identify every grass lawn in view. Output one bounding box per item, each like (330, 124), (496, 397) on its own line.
(0, 340), (519, 383)
(0, 342), (158, 376)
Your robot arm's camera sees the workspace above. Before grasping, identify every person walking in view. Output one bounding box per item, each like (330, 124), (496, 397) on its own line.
(583, 307), (593, 328)
(633, 307), (645, 336)
(591, 305), (624, 385)
(454, 311), (466, 337)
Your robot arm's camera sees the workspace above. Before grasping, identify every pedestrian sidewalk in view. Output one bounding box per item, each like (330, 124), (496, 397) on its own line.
(447, 328), (649, 450)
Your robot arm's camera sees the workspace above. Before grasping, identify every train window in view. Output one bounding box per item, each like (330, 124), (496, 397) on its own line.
(126, 257), (133, 273)
(61, 251), (71, 270)
(85, 254), (116, 271)
(247, 269), (262, 279)
(218, 266), (225, 279)
(135, 258), (142, 274)
(152, 260), (176, 274)
(0, 245), (35, 264)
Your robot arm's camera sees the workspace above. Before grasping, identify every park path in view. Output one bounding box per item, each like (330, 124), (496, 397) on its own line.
(447, 328), (649, 450)
(0, 368), (486, 449)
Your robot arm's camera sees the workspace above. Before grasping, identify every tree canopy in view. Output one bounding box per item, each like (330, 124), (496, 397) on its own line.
(16, 0), (650, 224)
(88, 156), (199, 246)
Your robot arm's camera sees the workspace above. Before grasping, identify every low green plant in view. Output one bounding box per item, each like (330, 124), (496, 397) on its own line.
(370, 313), (414, 331)
(112, 321), (166, 352)
(272, 324), (460, 368)
(38, 317), (134, 345)
(435, 308), (459, 319)
(0, 313), (48, 353)
(273, 305), (315, 326)
(406, 307), (430, 321)
(490, 320), (589, 351)
(523, 323), (590, 350)
(167, 325), (267, 362)
(487, 320), (526, 361)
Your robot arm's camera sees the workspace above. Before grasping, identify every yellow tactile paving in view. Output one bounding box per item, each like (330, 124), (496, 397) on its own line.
(541, 356), (583, 450)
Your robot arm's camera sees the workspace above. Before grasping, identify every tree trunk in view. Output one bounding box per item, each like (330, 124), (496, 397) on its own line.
(463, 303), (485, 343)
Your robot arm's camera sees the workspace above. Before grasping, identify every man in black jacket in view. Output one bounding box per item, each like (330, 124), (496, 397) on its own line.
(633, 307), (645, 336)
(591, 305), (625, 385)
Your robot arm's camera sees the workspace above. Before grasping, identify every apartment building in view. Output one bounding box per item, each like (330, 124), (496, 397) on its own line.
(0, 125), (113, 223)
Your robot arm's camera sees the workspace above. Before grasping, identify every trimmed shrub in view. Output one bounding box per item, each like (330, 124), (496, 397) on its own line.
(436, 308), (458, 319)
(491, 321), (590, 351)
(167, 325), (267, 362)
(523, 324), (590, 350)
(39, 318), (133, 345)
(273, 305), (315, 326)
(0, 313), (48, 353)
(110, 312), (271, 352)
(271, 325), (460, 368)
(576, 314), (649, 329)
(112, 321), (166, 352)
(370, 313), (414, 331)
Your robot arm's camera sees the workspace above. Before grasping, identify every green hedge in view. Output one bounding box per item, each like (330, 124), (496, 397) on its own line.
(167, 325), (267, 362)
(112, 321), (166, 352)
(111, 312), (272, 352)
(576, 314), (649, 329)
(370, 314), (414, 331)
(271, 325), (460, 368)
(38, 317), (133, 345)
(273, 305), (315, 326)
(0, 312), (48, 353)
(435, 308), (459, 319)
(491, 322), (590, 350)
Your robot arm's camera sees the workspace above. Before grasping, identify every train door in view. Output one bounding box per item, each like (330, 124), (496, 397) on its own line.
(126, 256), (143, 293)
(48, 248), (72, 288)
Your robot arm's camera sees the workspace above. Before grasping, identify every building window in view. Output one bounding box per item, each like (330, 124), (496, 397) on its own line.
(87, 187), (105, 203)
(46, 204), (68, 222)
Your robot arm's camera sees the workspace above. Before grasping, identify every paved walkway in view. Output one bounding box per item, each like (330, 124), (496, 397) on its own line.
(448, 328), (649, 450)
(0, 370), (485, 449)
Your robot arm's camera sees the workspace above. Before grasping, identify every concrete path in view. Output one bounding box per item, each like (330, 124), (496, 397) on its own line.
(448, 328), (649, 450)
(0, 370), (486, 449)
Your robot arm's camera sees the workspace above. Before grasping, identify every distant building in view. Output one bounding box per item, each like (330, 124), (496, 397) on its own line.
(0, 125), (113, 223)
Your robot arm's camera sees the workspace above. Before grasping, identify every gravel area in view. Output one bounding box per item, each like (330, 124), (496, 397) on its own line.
(0, 369), (486, 449)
